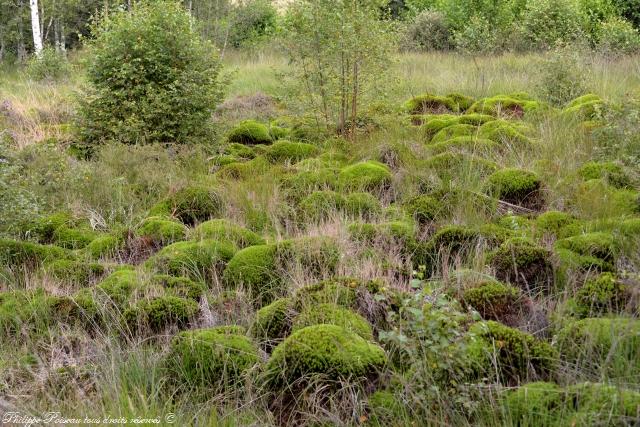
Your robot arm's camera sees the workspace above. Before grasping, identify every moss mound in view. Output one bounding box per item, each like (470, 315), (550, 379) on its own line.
(467, 320), (556, 383)
(555, 232), (616, 262)
(266, 140), (320, 163)
(147, 239), (236, 281)
(250, 297), (294, 348)
(136, 216), (187, 245)
(428, 136), (498, 155)
(414, 225), (480, 271)
(151, 186), (223, 226)
(430, 123), (477, 144)
(486, 168), (543, 210)
(292, 303), (373, 340)
(43, 259), (105, 285)
(281, 168), (339, 201)
(338, 161), (392, 192)
(534, 210), (578, 238)
(96, 269), (141, 306)
(124, 296), (198, 333)
(457, 113), (495, 126)
(562, 94), (604, 120)
(578, 161), (631, 189)
(504, 381), (566, 426)
(478, 120), (531, 145)
(423, 152), (498, 177)
(403, 195), (443, 224)
(489, 238), (554, 295)
(166, 327), (259, 388)
(0, 238), (71, 269)
(298, 190), (346, 222)
(227, 120), (272, 145)
(51, 225), (98, 250)
(366, 390), (410, 426)
(191, 219), (264, 248)
(86, 234), (125, 259)
(0, 289), (54, 337)
(343, 192), (382, 219)
(152, 274), (205, 301)
(404, 94), (460, 114)
(264, 324), (386, 387)
(555, 317), (640, 379)
(462, 281), (522, 322)
(574, 273), (629, 318)
(222, 244), (282, 305)
(468, 94), (540, 117)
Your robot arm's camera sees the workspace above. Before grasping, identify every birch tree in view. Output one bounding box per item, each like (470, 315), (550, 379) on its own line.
(30, 0), (43, 55)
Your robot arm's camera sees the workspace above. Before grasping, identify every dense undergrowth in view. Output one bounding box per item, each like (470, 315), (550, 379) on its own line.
(2, 46), (640, 427)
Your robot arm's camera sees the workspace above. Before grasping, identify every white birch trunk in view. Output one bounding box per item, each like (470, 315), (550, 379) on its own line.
(30, 0), (43, 56)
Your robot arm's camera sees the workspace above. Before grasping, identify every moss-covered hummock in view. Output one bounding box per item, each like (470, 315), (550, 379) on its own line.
(413, 225), (480, 271)
(166, 327), (259, 388)
(430, 123), (477, 144)
(467, 320), (556, 383)
(343, 192), (382, 219)
(124, 296), (198, 333)
(146, 239), (236, 280)
(136, 216), (187, 245)
(366, 390), (410, 426)
(404, 94), (460, 114)
(423, 152), (498, 177)
(51, 226), (98, 250)
(152, 274), (205, 301)
(489, 238), (554, 295)
(43, 259), (105, 285)
(486, 168), (543, 210)
(403, 195), (442, 224)
(534, 210), (578, 238)
(574, 273), (629, 318)
(0, 238), (71, 269)
(298, 190), (346, 222)
(555, 232), (616, 262)
(150, 186), (223, 226)
(191, 219), (264, 248)
(96, 269), (141, 306)
(266, 140), (320, 163)
(250, 297), (294, 348)
(86, 233), (125, 259)
(578, 161), (632, 189)
(555, 317), (640, 379)
(0, 289), (54, 337)
(264, 324), (386, 387)
(292, 303), (373, 340)
(222, 244), (282, 305)
(462, 281), (522, 322)
(338, 161), (392, 192)
(428, 136), (498, 155)
(226, 120), (273, 145)
(468, 94), (540, 117)
(562, 94), (604, 120)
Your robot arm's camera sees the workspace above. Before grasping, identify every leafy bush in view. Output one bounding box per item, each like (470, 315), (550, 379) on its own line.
(402, 10), (451, 51)
(26, 47), (71, 82)
(78, 0), (224, 145)
(597, 16), (640, 55)
(453, 15), (501, 53)
(536, 48), (589, 107)
(519, 0), (586, 50)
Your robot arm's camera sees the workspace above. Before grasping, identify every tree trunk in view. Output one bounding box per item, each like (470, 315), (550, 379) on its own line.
(17, 0), (27, 62)
(30, 0), (43, 56)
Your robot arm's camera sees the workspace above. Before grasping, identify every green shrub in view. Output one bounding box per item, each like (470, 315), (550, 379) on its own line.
(486, 168), (543, 210)
(298, 191), (346, 222)
(146, 239), (236, 281)
(222, 244), (282, 305)
(26, 47), (71, 82)
(536, 48), (589, 106)
(520, 0), (586, 50)
(597, 16), (640, 55)
(292, 303), (373, 340)
(467, 320), (557, 383)
(152, 274), (205, 301)
(227, 0), (277, 48)
(574, 273), (629, 318)
(191, 219), (264, 248)
(462, 281), (522, 322)
(78, 0), (223, 145)
(453, 15), (501, 54)
(489, 238), (555, 295)
(43, 259), (105, 285)
(166, 327), (259, 388)
(124, 296), (198, 333)
(555, 317), (640, 379)
(227, 120), (272, 145)
(343, 192), (382, 219)
(338, 161), (392, 192)
(0, 239), (71, 269)
(264, 324), (386, 387)
(404, 94), (459, 114)
(250, 297), (294, 348)
(136, 217), (187, 245)
(151, 186), (223, 226)
(265, 140), (319, 163)
(403, 195), (443, 224)
(577, 161), (631, 189)
(402, 10), (451, 51)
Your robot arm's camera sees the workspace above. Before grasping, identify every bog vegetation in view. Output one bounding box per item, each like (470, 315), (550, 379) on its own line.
(1, 0), (640, 425)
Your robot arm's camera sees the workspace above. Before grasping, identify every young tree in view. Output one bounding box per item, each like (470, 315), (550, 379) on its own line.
(282, 0), (394, 139)
(29, 0), (43, 55)
(78, 0), (224, 145)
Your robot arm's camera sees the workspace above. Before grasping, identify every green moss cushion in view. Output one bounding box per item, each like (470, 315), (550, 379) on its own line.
(292, 303), (373, 340)
(191, 219), (264, 248)
(227, 120), (273, 145)
(136, 216), (188, 245)
(486, 168), (543, 210)
(338, 161), (392, 192)
(146, 239), (236, 280)
(488, 238), (554, 295)
(124, 295), (198, 333)
(264, 324), (386, 387)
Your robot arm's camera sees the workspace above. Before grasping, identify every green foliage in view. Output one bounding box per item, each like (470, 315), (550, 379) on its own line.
(226, 120), (273, 145)
(453, 15), (501, 53)
(292, 303), (374, 340)
(166, 327), (259, 388)
(226, 0), (277, 48)
(26, 47), (71, 82)
(577, 161), (632, 188)
(462, 281), (522, 321)
(124, 296), (198, 333)
(574, 273), (629, 317)
(265, 140), (319, 163)
(597, 16), (640, 54)
(191, 219), (264, 248)
(338, 161), (392, 192)
(78, 0), (223, 145)
(251, 297), (294, 348)
(402, 10), (451, 51)
(264, 324), (386, 387)
(488, 238), (554, 294)
(536, 48), (589, 106)
(486, 168), (543, 209)
(467, 320), (557, 383)
(146, 239), (236, 281)
(520, 0), (586, 50)
(136, 217), (187, 245)
(151, 186), (223, 226)
(555, 317), (640, 379)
